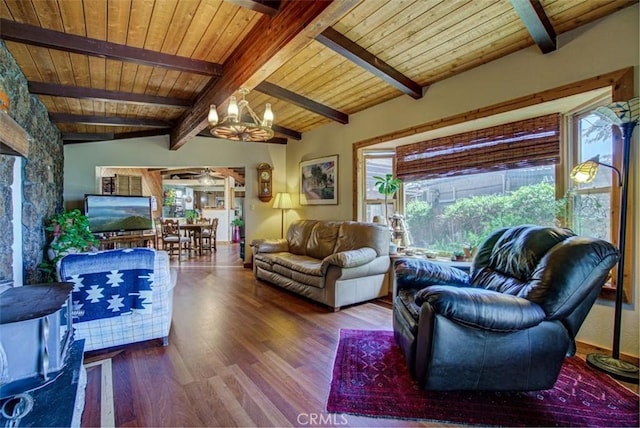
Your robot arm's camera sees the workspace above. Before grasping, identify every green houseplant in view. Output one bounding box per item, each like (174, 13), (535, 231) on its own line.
(40, 209), (99, 281)
(184, 209), (199, 224)
(373, 173), (402, 224)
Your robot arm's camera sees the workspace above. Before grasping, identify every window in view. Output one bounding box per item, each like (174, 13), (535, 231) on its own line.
(362, 152), (397, 223)
(404, 166), (558, 253)
(395, 114), (561, 255)
(569, 111), (614, 242)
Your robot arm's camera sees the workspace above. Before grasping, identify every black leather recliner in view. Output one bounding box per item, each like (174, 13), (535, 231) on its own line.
(392, 225), (619, 391)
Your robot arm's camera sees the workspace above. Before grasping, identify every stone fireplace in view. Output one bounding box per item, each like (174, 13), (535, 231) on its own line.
(0, 40), (64, 286)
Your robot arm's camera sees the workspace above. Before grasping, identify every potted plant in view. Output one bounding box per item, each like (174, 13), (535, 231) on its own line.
(452, 250), (465, 261)
(231, 218), (243, 243)
(40, 209), (99, 281)
(184, 209), (199, 224)
(373, 174), (402, 225)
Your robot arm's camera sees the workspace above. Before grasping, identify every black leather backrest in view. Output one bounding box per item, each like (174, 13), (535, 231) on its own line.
(470, 225), (575, 297)
(527, 237), (618, 333)
(470, 225), (619, 335)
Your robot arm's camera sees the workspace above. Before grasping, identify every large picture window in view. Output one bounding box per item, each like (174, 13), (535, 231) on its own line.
(404, 166), (558, 253)
(396, 114), (562, 255)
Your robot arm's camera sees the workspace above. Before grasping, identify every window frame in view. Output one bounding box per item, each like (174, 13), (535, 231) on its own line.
(567, 105), (624, 301)
(352, 68), (634, 304)
(361, 150), (400, 223)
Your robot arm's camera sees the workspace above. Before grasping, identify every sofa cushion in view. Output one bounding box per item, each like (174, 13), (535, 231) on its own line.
(271, 253), (323, 276)
(272, 264), (325, 288)
(287, 220), (318, 255)
(306, 221), (341, 260)
(334, 222), (390, 256)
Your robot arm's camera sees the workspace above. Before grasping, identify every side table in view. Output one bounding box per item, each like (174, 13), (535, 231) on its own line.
(389, 254), (471, 302)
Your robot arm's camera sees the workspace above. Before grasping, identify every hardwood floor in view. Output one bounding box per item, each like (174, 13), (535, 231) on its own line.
(81, 244), (637, 427)
(82, 244), (424, 427)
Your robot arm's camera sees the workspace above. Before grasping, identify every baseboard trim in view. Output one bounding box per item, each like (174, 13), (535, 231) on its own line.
(575, 340), (639, 366)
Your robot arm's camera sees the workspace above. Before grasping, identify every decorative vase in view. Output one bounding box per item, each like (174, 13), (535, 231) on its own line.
(233, 226), (240, 243)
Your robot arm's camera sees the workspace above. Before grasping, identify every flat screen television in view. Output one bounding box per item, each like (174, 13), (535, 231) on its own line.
(84, 194), (153, 234)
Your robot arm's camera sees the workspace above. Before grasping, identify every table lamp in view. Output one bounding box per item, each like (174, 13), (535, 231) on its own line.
(273, 192), (292, 238)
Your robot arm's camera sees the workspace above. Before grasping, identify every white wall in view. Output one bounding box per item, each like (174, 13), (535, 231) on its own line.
(286, 6), (639, 357)
(64, 135), (287, 254)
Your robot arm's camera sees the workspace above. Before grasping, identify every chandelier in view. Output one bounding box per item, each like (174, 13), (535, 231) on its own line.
(208, 88), (274, 142)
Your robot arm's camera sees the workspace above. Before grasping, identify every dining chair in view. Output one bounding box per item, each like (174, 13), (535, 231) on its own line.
(200, 217), (218, 253)
(161, 219), (191, 260)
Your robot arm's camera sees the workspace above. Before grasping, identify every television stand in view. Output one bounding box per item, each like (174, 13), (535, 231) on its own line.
(97, 231), (157, 250)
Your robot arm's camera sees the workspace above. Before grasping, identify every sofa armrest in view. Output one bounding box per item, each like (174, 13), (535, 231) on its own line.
(321, 248), (377, 273)
(416, 286), (546, 332)
(395, 258), (470, 290)
(154, 250), (176, 291)
(250, 239), (289, 253)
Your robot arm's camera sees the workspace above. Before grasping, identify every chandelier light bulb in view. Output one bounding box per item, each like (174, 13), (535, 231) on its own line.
(208, 104), (218, 126)
(263, 103), (274, 128)
(208, 88), (275, 142)
(228, 96), (239, 122)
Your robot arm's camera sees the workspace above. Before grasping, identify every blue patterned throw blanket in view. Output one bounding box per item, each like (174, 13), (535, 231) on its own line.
(58, 248), (155, 322)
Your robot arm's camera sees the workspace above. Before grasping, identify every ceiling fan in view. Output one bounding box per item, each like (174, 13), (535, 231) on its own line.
(195, 168), (222, 185)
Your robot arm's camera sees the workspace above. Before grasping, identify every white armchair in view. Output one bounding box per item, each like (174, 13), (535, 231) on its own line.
(57, 248), (177, 352)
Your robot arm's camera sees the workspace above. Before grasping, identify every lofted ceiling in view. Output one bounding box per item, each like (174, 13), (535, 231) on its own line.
(0, 0), (635, 149)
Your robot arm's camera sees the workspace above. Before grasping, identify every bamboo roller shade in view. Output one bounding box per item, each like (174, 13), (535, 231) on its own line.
(396, 114), (561, 182)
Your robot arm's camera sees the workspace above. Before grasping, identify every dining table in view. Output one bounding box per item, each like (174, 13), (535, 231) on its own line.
(180, 222), (210, 256)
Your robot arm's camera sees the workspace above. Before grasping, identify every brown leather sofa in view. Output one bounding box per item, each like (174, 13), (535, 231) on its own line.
(251, 220), (390, 310)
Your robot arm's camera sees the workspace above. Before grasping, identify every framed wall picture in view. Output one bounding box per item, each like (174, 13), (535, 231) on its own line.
(300, 155), (338, 205)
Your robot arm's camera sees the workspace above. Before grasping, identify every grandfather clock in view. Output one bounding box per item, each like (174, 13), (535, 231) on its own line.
(257, 163), (273, 202)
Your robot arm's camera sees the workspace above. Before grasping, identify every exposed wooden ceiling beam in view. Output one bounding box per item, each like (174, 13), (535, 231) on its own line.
(210, 167), (245, 184)
(50, 113), (172, 128)
(170, 0), (359, 150)
(29, 81), (192, 108)
(316, 27), (423, 100)
(226, 0), (281, 17)
(256, 81), (348, 124)
(62, 129), (170, 144)
(510, 0), (556, 54)
(62, 132), (115, 143)
(0, 19), (222, 76)
(272, 124), (301, 140)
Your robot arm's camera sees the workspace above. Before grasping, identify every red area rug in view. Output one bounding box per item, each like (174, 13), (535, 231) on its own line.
(327, 329), (639, 427)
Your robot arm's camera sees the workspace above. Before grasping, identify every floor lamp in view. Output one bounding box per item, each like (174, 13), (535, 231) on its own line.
(570, 97), (639, 384)
(273, 192), (292, 238)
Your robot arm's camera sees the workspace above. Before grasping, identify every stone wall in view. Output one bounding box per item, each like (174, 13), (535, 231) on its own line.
(0, 40), (64, 284)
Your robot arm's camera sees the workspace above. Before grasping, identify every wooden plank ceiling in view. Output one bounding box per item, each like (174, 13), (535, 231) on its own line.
(0, 0), (634, 149)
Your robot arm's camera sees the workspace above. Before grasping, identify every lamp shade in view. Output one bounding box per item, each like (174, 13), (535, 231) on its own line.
(273, 192), (292, 209)
(594, 97), (639, 126)
(570, 156), (600, 184)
